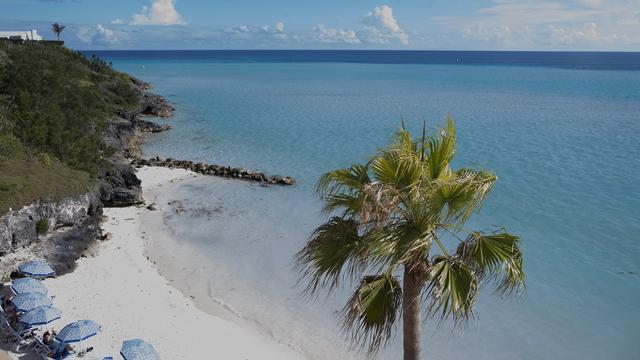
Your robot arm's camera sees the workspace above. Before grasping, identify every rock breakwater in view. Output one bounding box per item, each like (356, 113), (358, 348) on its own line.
(131, 157), (296, 186)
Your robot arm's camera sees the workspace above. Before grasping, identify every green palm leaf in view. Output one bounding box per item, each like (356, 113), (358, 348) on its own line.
(425, 257), (478, 326)
(427, 168), (496, 223)
(424, 116), (456, 180)
(294, 217), (366, 296)
(456, 232), (525, 295)
(341, 274), (403, 354)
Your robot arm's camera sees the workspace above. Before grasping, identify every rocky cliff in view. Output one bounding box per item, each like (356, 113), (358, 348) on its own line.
(0, 75), (173, 279)
(0, 190), (102, 278)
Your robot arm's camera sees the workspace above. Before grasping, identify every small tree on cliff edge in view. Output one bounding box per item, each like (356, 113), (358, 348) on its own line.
(295, 117), (525, 360)
(51, 23), (66, 41)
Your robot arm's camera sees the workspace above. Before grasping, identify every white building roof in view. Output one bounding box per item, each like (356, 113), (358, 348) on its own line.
(0, 30), (43, 41)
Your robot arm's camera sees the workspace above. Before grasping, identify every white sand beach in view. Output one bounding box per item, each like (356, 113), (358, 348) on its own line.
(5, 167), (305, 360)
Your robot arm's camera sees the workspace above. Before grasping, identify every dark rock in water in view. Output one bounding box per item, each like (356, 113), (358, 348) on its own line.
(279, 177), (296, 186)
(146, 203), (158, 211)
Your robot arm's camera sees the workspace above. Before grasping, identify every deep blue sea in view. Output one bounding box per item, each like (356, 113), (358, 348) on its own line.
(91, 51), (640, 360)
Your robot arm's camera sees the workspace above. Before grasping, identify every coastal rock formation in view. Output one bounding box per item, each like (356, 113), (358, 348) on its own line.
(100, 76), (175, 207)
(141, 93), (175, 118)
(131, 157), (296, 186)
(99, 163), (143, 207)
(0, 191), (102, 278)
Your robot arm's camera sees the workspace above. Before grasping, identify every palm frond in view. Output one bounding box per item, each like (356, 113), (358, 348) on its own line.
(363, 224), (432, 270)
(294, 217), (366, 297)
(427, 168), (496, 224)
(424, 117), (456, 180)
(370, 149), (422, 194)
(424, 257), (478, 326)
(456, 231), (525, 295)
(341, 274), (402, 354)
(316, 164), (370, 198)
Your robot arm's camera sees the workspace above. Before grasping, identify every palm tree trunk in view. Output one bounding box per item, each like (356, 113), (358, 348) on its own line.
(403, 266), (422, 360)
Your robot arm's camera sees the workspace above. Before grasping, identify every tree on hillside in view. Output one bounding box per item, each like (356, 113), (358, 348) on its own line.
(295, 118), (525, 360)
(51, 23), (66, 41)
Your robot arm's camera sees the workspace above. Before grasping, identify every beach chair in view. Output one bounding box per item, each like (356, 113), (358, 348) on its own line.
(28, 337), (52, 359)
(28, 338), (72, 360)
(0, 317), (21, 344)
(0, 316), (33, 352)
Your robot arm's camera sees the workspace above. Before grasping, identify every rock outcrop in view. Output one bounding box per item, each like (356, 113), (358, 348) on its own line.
(0, 190), (103, 278)
(0, 191), (101, 256)
(141, 93), (174, 118)
(99, 77), (175, 207)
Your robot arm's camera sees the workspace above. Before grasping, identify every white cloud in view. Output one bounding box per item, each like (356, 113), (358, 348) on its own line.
(111, 18), (124, 25)
(360, 5), (409, 45)
(313, 24), (361, 44)
(548, 22), (625, 44)
(223, 22), (291, 43)
(131, 0), (185, 26)
(74, 24), (129, 45)
(464, 24), (513, 43)
(576, 0), (604, 8)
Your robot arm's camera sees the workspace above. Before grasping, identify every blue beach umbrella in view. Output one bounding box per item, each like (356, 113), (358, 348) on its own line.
(56, 320), (101, 343)
(11, 292), (52, 312)
(19, 305), (62, 327)
(120, 339), (160, 360)
(18, 260), (55, 278)
(11, 277), (48, 295)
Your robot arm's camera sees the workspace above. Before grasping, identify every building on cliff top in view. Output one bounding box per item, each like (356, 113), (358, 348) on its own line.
(0, 30), (43, 41)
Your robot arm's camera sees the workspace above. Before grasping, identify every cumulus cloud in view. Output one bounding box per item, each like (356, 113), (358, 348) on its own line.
(464, 24), (513, 43)
(360, 5), (409, 45)
(313, 24), (361, 44)
(111, 18), (124, 25)
(548, 22), (624, 44)
(131, 0), (185, 26)
(223, 22), (290, 43)
(74, 24), (129, 45)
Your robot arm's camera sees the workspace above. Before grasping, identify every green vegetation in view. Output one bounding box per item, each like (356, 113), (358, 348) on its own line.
(36, 219), (49, 235)
(0, 142), (91, 213)
(295, 118), (525, 360)
(0, 41), (140, 212)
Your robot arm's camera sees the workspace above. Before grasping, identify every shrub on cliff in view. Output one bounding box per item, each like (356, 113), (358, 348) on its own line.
(0, 42), (139, 175)
(36, 219), (49, 235)
(0, 42), (137, 212)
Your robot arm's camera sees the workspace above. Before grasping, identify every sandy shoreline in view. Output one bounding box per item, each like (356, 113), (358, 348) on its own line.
(5, 166), (305, 360)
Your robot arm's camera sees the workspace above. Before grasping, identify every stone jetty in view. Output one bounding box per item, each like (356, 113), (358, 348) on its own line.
(131, 157), (296, 186)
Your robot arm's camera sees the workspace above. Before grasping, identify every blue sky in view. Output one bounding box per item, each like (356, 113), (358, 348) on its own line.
(1, 0), (639, 50)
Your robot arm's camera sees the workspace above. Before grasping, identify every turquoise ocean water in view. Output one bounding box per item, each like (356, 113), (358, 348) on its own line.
(95, 51), (640, 359)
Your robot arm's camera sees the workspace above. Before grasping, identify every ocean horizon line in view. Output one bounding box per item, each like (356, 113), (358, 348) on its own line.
(80, 49), (640, 71)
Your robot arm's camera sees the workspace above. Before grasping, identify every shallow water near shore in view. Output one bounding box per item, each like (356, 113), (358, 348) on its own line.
(100, 51), (640, 359)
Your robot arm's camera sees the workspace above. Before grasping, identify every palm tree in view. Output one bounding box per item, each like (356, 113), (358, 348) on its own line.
(295, 117), (524, 360)
(51, 23), (66, 41)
